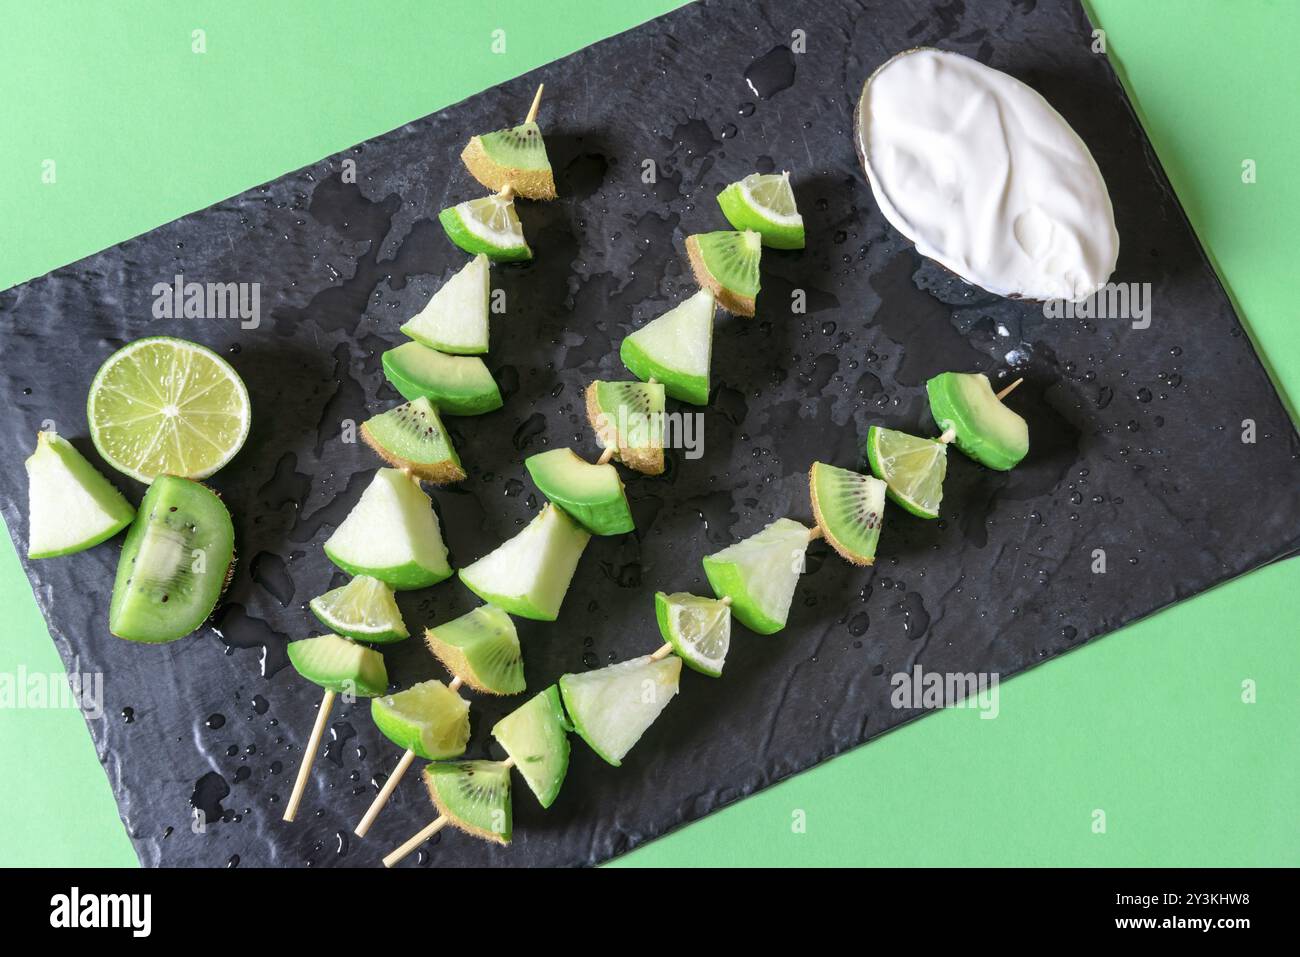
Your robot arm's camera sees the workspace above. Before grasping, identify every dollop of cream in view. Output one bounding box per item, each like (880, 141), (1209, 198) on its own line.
(856, 48), (1118, 302)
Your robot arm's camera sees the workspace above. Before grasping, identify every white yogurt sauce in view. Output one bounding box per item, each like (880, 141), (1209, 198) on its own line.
(856, 48), (1119, 302)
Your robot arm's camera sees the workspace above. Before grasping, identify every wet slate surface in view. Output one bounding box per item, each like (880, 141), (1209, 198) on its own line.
(2, 0), (1299, 868)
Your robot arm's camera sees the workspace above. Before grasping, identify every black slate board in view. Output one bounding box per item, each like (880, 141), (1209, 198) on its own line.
(3, 0), (1299, 868)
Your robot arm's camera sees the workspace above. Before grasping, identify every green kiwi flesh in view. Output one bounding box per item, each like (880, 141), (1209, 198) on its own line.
(109, 475), (235, 643)
(685, 230), (761, 316)
(361, 397), (466, 484)
(423, 760), (513, 844)
(424, 604), (525, 695)
(584, 380), (666, 475)
(808, 461), (886, 566)
(461, 121), (556, 200)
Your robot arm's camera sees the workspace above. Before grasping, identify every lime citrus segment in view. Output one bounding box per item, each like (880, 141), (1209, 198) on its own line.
(865, 426), (947, 519)
(87, 337), (250, 484)
(655, 591), (731, 677)
(717, 172), (805, 249)
(438, 195), (531, 261)
(309, 575), (409, 643)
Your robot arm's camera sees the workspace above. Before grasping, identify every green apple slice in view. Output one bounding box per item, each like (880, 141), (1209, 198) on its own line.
(584, 380), (666, 476)
(381, 341), (502, 416)
(491, 686), (571, 808)
(400, 253), (490, 354)
(324, 468), (452, 590)
(559, 655), (682, 767)
(524, 447), (634, 536)
(438, 196), (531, 262)
(702, 518), (811, 635)
(926, 372), (1029, 471)
(371, 680), (470, 760)
(25, 431), (135, 558)
(655, 591), (731, 677)
(619, 289), (715, 405)
(109, 476), (234, 643)
(424, 604), (525, 695)
(458, 503), (591, 621)
(309, 574), (408, 643)
(423, 760), (513, 844)
(287, 634), (388, 697)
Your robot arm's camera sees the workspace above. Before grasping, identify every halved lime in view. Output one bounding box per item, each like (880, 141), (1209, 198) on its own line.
(717, 172), (805, 249)
(654, 591), (731, 677)
(309, 575), (409, 643)
(87, 337), (250, 484)
(438, 195), (531, 261)
(864, 425), (947, 519)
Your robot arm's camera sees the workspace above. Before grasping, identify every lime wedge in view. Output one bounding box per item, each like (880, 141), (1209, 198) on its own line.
(309, 575), (409, 643)
(438, 195), (531, 261)
(717, 172), (805, 249)
(654, 591), (731, 677)
(372, 680), (470, 760)
(864, 425), (947, 519)
(87, 337), (250, 484)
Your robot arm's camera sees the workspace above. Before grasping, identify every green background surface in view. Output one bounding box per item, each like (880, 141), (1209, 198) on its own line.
(1, 0), (1297, 867)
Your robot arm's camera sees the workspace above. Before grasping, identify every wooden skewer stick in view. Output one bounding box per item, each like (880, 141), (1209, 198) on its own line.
(525, 83), (544, 124)
(596, 447), (615, 466)
(382, 757), (517, 868)
(939, 427), (957, 444)
(354, 676), (467, 837)
(650, 642), (675, 661)
(996, 377), (1024, 401)
(283, 689), (336, 822)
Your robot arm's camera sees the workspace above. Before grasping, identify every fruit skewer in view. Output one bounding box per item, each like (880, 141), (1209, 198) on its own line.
(381, 756), (518, 868)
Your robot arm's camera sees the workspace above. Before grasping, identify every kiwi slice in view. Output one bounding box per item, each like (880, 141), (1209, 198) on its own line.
(808, 461), (886, 566)
(685, 230), (762, 316)
(461, 121), (557, 200)
(423, 760), (513, 845)
(109, 476), (235, 643)
(584, 380), (665, 476)
(286, 634), (388, 697)
(491, 685), (571, 809)
(361, 397), (466, 484)
(424, 604), (525, 695)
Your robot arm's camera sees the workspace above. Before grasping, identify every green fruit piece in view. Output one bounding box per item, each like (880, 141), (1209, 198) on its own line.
(926, 372), (1029, 471)
(584, 379), (665, 476)
(361, 397), (465, 485)
(423, 760), (512, 845)
(808, 461), (886, 566)
(86, 336), (252, 484)
(25, 431), (135, 558)
(702, 518), (810, 635)
(309, 575), (409, 643)
(524, 447), (633, 536)
(400, 254), (491, 355)
(424, 604), (525, 695)
(371, 680), (470, 760)
(458, 504), (591, 621)
(684, 230), (761, 316)
(287, 634), (388, 697)
(491, 686), (571, 808)
(654, 591), (731, 677)
(559, 655), (682, 767)
(619, 290), (714, 405)
(716, 172), (805, 249)
(324, 468), (452, 590)
(461, 121), (556, 200)
(109, 476), (234, 643)
(381, 342), (502, 416)
(864, 425), (947, 519)
(438, 196), (531, 262)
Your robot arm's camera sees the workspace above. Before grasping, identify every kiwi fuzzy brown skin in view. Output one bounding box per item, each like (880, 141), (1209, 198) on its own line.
(423, 762), (512, 845)
(359, 421), (467, 485)
(583, 383), (664, 476)
(808, 464), (874, 566)
(423, 629), (520, 697)
(461, 138), (557, 200)
(685, 235), (756, 316)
